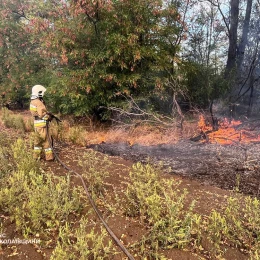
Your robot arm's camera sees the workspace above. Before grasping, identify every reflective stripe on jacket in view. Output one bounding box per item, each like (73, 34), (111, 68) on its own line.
(34, 146), (42, 152)
(30, 104), (37, 112)
(44, 148), (53, 154)
(30, 98), (50, 128)
(34, 119), (47, 128)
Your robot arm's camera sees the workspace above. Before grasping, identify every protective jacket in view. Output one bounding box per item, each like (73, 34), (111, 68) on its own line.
(30, 98), (54, 161)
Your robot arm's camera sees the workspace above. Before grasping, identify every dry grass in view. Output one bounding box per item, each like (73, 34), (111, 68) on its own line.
(37, 116), (200, 147)
(0, 109), (200, 146)
(84, 121), (199, 146)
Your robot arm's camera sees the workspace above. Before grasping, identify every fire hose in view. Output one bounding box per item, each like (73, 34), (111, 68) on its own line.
(46, 121), (135, 260)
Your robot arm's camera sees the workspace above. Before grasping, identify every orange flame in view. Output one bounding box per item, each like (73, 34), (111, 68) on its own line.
(198, 115), (260, 145)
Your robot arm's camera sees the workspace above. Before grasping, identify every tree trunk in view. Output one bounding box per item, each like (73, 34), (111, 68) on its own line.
(237, 0), (253, 71)
(247, 76), (254, 117)
(246, 42), (260, 117)
(225, 0), (239, 76)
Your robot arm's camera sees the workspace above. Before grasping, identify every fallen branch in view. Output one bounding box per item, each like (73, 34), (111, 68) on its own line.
(103, 95), (178, 128)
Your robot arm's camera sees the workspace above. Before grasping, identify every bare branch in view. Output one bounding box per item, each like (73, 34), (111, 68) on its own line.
(102, 94), (177, 127)
(175, 0), (190, 46)
(204, 0), (230, 37)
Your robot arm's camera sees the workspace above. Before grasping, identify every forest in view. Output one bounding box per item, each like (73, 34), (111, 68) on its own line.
(0, 0), (259, 120)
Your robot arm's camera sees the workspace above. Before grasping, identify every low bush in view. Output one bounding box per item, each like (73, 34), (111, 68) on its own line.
(1, 108), (26, 133)
(68, 125), (86, 145)
(0, 169), (82, 239)
(206, 195), (260, 257)
(0, 134), (13, 178)
(0, 138), (83, 241)
(79, 150), (112, 198)
(11, 138), (39, 173)
(125, 162), (199, 258)
(51, 217), (115, 259)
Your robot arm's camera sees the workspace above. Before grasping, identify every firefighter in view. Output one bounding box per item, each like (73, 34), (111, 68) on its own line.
(30, 85), (54, 161)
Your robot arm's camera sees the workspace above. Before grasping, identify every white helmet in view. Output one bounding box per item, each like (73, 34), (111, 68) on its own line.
(31, 85), (46, 98)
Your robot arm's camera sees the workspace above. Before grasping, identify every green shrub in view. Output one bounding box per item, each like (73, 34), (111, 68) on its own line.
(0, 135), (13, 178)
(207, 210), (229, 254)
(0, 169), (82, 238)
(11, 138), (39, 173)
(251, 250), (260, 260)
(79, 150), (112, 198)
(0, 138), (83, 240)
(51, 217), (115, 260)
(125, 162), (199, 258)
(125, 162), (163, 223)
(206, 195), (260, 257)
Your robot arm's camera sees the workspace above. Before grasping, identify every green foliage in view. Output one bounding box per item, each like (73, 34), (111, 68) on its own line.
(0, 0), (235, 117)
(51, 217), (115, 260)
(225, 196), (260, 253)
(125, 162), (163, 222)
(183, 62), (229, 108)
(11, 138), (39, 173)
(205, 195), (260, 257)
(251, 250), (260, 260)
(0, 146), (12, 178)
(1, 127), (260, 258)
(79, 150), (112, 198)
(207, 210), (229, 253)
(0, 0), (186, 116)
(0, 169), (82, 238)
(124, 162), (260, 258)
(0, 133), (13, 178)
(0, 0), (50, 109)
(0, 138), (82, 239)
(125, 162), (199, 258)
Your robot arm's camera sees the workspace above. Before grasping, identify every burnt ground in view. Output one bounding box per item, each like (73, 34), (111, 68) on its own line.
(89, 140), (260, 197)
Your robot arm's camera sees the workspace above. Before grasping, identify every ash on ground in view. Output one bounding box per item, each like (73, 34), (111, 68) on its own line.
(89, 140), (260, 197)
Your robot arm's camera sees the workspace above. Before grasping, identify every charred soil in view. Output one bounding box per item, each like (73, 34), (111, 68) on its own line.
(89, 139), (260, 198)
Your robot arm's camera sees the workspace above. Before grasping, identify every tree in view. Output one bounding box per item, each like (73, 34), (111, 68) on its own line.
(27, 0), (184, 116)
(226, 0), (260, 117)
(237, 0), (253, 71)
(225, 0), (239, 76)
(0, 0), (50, 108)
(2, 0), (258, 119)
(181, 1), (229, 108)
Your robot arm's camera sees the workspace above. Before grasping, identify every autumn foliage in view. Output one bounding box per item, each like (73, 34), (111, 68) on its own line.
(0, 0), (232, 118)
(0, 0), (187, 115)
